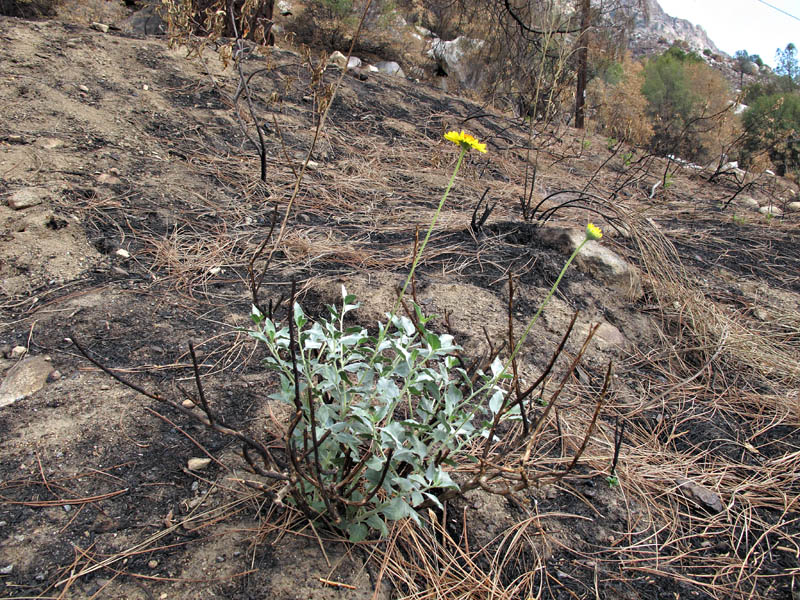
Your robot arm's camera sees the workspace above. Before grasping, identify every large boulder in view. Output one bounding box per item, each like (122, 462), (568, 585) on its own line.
(427, 36), (485, 89)
(537, 226), (642, 299)
(374, 61), (405, 77)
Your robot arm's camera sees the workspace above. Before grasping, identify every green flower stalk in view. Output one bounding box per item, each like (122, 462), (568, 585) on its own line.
(391, 130), (486, 314)
(505, 223), (603, 368)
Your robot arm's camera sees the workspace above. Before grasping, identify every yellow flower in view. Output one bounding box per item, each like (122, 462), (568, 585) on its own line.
(444, 130), (487, 153)
(586, 223), (603, 241)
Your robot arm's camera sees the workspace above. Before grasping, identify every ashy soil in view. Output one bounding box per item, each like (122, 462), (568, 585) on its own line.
(1, 13), (799, 600)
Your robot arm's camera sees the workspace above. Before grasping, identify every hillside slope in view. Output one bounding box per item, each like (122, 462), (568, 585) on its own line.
(1, 15), (799, 599)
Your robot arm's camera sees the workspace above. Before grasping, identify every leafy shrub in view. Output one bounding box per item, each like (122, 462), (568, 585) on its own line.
(743, 93), (800, 176)
(641, 46), (734, 161)
(162, 0), (275, 47)
(587, 55), (653, 146)
(248, 289), (512, 540)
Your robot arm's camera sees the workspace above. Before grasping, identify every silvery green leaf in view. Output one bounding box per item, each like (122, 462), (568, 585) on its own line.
(431, 425), (449, 443)
(293, 302), (307, 328)
(397, 315), (416, 336)
(347, 522), (369, 543)
(366, 456), (384, 471)
(423, 492), (443, 509)
(444, 384), (462, 415)
(375, 377), (400, 402)
(489, 390), (505, 415)
(250, 304), (264, 322)
(490, 356), (506, 378)
(247, 330), (270, 344)
(366, 514), (389, 538)
(411, 490), (424, 506)
(435, 469), (459, 489)
(381, 498), (413, 521)
(425, 332), (441, 351)
(381, 422), (405, 448)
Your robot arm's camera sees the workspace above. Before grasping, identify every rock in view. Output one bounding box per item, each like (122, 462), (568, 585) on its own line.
(786, 201), (800, 212)
(276, 0), (292, 15)
(4, 134), (26, 144)
(78, 84), (89, 93)
(427, 36), (486, 89)
(328, 51), (347, 69)
(97, 172), (122, 185)
(8, 187), (49, 210)
(148, 559), (158, 569)
(347, 56), (362, 69)
(10, 346), (27, 359)
(594, 322), (626, 348)
(120, 0), (167, 35)
(91, 22), (109, 33)
(367, 65), (379, 73)
(677, 478), (724, 513)
(0, 565), (12, 575)
(47, 370), (61, 382)
(35, 137), (64, 149)
(374, 61), (405, 77)
(735, 196), (759, 210)
(415, 25), (433, 37)
(187, 457), (212, 471)
(759, 205), (783, 217)
(115, 248), (130, 259)
(182, 399), (196, 409)
(0, 357), (56, 408)
(305, 160), (320, 170)
(537, 226), (642, 298)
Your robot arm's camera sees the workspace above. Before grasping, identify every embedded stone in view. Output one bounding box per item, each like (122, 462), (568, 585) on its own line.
(0, 357), (56, 408)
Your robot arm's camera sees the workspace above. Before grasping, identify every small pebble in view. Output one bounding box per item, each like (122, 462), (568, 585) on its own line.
(35, 572), (45, 581)
(216, 555), (225, 563)
(148, 559), (158, 569)
(187, 457), (211, 471)
(63, 504), (72, 512)
(182, 399), (196, 409)
(78, 84), (89, 93)
(115, 248), (130, 259)
(10, 346), (27, 359)
(47, 370), (62, 382)
(0, 565), (12, 575)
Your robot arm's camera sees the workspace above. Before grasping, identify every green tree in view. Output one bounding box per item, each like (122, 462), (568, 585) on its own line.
(641, 46), (734, 161)
(743, 92), (800, 176)
(775, 43), (799, 82)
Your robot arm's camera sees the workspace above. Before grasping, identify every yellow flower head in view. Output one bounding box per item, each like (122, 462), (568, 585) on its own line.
(586, 223), (603, 241)
(444, 130), (487, 153)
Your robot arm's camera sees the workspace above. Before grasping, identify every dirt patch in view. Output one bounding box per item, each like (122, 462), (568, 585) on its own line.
(0, 13), (798, 600)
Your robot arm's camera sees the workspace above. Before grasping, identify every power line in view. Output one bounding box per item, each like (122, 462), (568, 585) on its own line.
(753, 0), (800, 23)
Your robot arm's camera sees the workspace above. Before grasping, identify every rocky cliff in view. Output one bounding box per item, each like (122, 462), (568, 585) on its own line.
(620, 0), (722, 57)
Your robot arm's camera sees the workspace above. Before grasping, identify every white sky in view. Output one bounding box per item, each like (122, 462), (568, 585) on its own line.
(656, 0), (799, 67)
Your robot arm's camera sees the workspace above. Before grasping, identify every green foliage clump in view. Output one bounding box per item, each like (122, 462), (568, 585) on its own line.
(249, 288), (513, 541)
(743, 92), (800, 176)
(775, 43), (799, 83)
(640, 46), (733, 161)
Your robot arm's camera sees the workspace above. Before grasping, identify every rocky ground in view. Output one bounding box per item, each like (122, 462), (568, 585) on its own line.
(1, 11), (799, 600)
